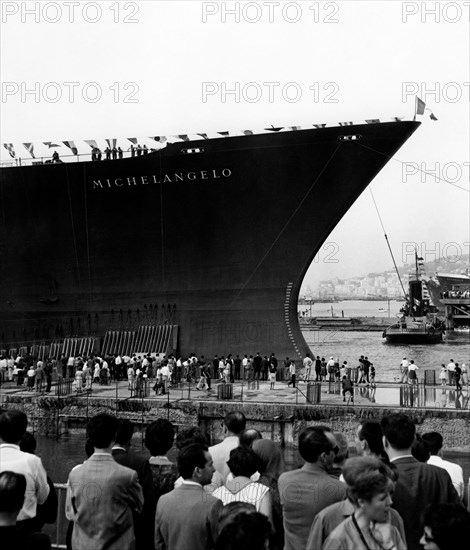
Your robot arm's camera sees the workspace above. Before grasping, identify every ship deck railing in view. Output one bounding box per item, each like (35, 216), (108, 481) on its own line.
(0, 149), (160, 168)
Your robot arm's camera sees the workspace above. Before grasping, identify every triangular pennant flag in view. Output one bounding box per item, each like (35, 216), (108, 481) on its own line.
(178, 135), (190, 141)
(3, 143), (16, 158)
(366, 119), (380, 124)
(23, 143), (35, 158)
(197, 134), (209, 140)
(63, 141), (78, 155)
(43, 141), (60, 148)
(313, 124), (326, 129)
(290, 126), (301, 131)
(106, 139), (117, 149)
(427, 110), (438, 121)
(339, 121), (353, 126)
(217, 131), (230, 136)
(127, 137), (138, 144)
(416, 97), (426, 115)
(84, 140), (98, 149)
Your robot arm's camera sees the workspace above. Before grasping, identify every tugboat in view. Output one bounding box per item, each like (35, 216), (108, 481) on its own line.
(383, 254), (445, 344)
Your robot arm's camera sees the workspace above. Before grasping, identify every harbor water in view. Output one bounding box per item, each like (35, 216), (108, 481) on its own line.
(301, 300), (469, 383)
(299, 299), (403, 319)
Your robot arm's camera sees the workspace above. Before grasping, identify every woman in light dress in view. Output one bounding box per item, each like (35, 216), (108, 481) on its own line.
(438, 364), (447, 386)
(212, 446), (272, 522)
(74, 365), (83, 392)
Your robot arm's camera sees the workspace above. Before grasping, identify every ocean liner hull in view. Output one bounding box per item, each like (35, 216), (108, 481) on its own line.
(0, 121), (420, 360)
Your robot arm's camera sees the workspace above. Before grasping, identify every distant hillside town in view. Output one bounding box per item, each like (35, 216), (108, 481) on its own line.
(302, 254), (470, 300)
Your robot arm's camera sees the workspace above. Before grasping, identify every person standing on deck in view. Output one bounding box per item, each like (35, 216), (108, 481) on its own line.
(399, 357), (409, 383)
(303, 353), (313, 383)
(287, 360), (296, 388)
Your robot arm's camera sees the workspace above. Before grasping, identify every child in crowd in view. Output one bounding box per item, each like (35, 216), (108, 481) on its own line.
(269, 363), (276, 390)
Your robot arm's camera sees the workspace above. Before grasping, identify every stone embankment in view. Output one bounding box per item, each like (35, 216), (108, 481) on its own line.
(300, 316), (392, 331)
(1, 384), (469, 452)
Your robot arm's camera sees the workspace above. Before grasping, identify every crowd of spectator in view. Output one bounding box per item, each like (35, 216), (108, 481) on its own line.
(1, 408), (469, 550)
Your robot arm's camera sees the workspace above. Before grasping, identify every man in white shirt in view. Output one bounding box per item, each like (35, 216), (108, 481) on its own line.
(422, 431), (464, 499)
(0, 355), (7, 382)
(399, 357), (409, 383)
(0, 410), (49, 528)
(303, 353), (313, 382)
(407, 360), (419, 385)
(242, 355), (249, 380)
(208, 411), (246, 482)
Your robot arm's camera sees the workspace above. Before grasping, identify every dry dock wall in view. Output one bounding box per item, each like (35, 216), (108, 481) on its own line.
(1, 395), (469, 452)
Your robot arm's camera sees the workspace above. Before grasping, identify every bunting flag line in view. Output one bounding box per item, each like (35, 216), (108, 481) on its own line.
(63, 141), (78, 155)
(426, 108), (438, 121)
(23, 143), (35, 158)
(3, 117), (421, 163)
(3, 143), (16, 158)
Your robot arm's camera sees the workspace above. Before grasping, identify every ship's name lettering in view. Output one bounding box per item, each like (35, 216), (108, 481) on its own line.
(92, 168), (232, 189)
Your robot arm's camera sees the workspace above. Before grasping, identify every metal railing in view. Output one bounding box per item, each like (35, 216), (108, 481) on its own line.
(0, 147), (163, 168)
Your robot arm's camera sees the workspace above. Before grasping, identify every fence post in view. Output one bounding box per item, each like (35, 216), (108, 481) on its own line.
(115, 378), (120, 416)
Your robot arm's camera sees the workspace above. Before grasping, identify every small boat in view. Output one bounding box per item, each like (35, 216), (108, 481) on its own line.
(383, 253), (445, 344)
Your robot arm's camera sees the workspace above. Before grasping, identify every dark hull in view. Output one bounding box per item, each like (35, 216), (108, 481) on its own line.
(0, 121), (420, 359)
(384, 331), (443, 344)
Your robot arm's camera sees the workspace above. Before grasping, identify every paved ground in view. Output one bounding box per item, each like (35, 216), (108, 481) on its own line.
(1, 377), (469, 409)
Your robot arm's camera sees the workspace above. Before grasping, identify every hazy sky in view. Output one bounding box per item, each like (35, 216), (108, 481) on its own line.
(1, 1), (469, 287)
